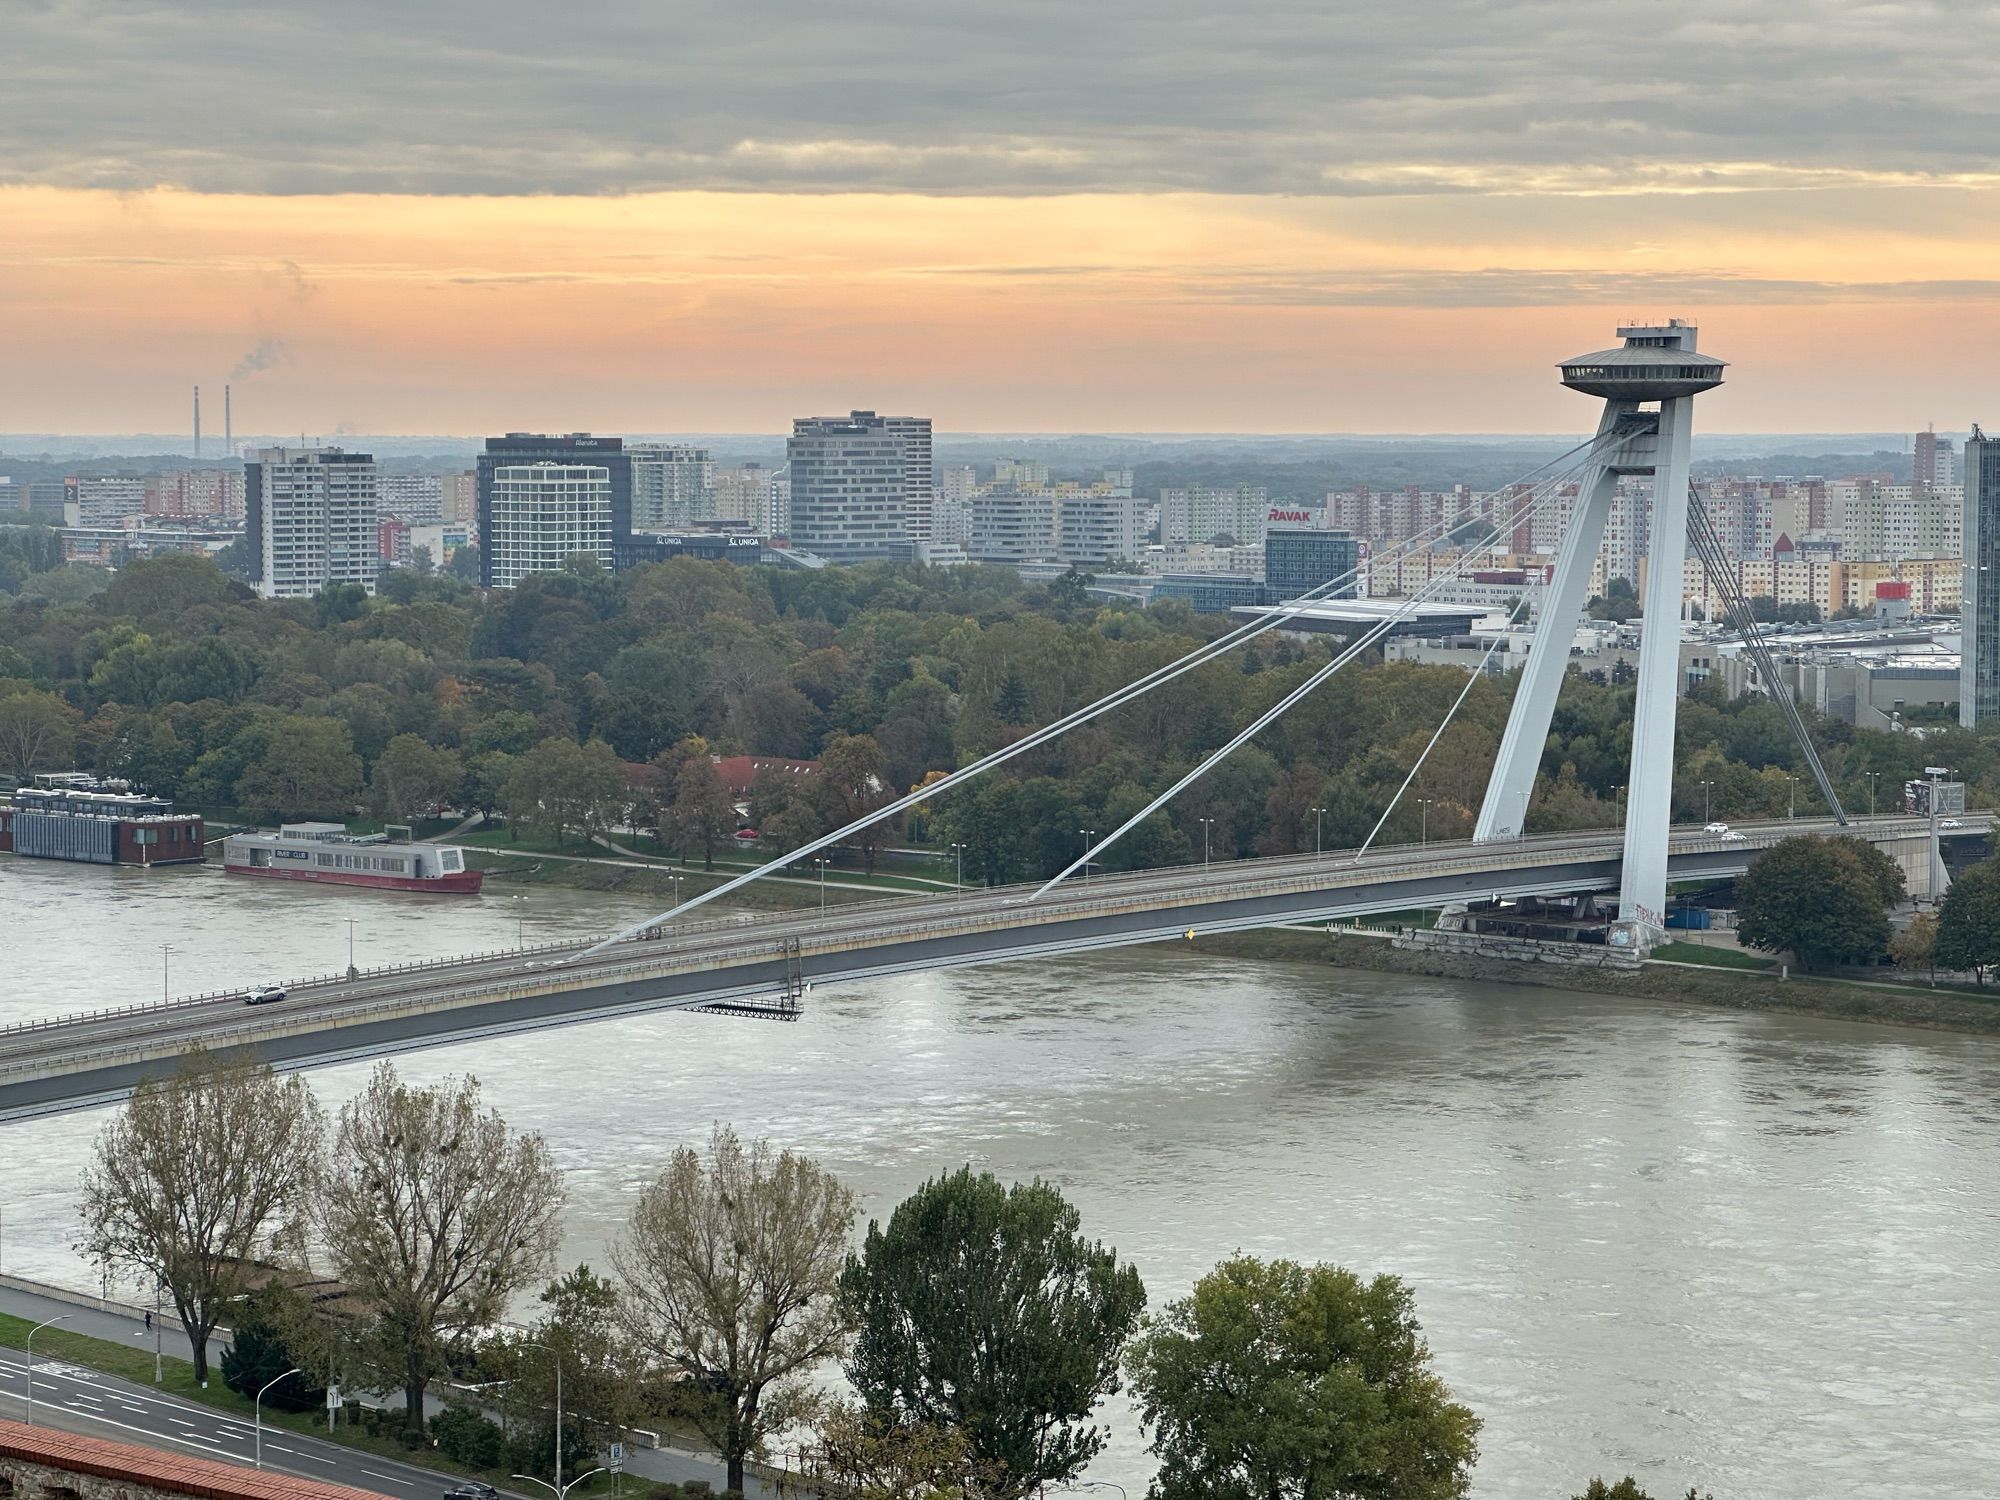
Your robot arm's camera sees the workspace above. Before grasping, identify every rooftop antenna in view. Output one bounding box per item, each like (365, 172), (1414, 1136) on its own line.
(193, 385), (202, 459)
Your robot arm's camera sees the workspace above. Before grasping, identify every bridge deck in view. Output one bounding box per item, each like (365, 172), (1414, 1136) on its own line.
(0, 815), (1980, 1120)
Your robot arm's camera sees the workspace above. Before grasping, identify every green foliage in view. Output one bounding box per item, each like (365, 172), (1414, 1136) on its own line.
(1935, 858), (2000, 978)
(1127, 1255), (1480, 1500)
(1570, 1480), (1716, 1500)
(219, 1286), (329, 1412)
(1736, 834), (1900, 970)
(840, 1166), (1148, 1498)
(430, 1405), (507, 1467)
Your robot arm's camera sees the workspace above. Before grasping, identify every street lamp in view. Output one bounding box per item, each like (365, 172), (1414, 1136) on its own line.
(948, 841), (967, 894)
(344, 917), (359, 978)
(1864, 770), (1881, 816)
(1788, 774), (1801, 820)
(1198, 816), (1215, 871)
(814, 857), (829, 911)
(511, 894), (528, 949)
(159, 943), (175, 1002)
(1078, 830), (1097, 883)
(1310, 805), (1326, 861)
(510, 1341), (605, 1500)
(255, 1367), (303, 1468)
(24, 1315), (69, 1423)
(1698, 779), (1714, 823)
(1418, 798), (1434, 847)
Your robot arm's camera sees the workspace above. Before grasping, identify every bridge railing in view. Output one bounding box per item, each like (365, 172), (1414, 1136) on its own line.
(0, 811), (1974, 1066)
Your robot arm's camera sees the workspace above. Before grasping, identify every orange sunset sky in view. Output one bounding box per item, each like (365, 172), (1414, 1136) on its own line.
(6, 2), (2000, 436)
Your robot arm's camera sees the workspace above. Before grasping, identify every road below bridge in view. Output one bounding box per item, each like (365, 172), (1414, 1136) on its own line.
(0, 814), (1981, 1120)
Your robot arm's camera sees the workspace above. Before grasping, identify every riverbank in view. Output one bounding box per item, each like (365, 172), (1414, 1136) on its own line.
(1193, 927), (2000, 1037)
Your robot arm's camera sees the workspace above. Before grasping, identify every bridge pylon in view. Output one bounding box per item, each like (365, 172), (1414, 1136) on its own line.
(1472, 321), (1727, 952)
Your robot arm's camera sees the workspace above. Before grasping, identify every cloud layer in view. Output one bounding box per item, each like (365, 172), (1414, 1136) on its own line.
(6, 0), (1999, 196)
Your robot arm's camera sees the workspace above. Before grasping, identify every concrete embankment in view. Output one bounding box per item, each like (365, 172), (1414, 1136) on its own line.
(1190, 927), (2000, 1037)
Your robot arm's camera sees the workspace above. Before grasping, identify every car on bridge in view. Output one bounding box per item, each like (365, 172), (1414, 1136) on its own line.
(1704, 822), (1731, 835)
(1942, 817), (1965, 830)
(242, 984), (288, 1006)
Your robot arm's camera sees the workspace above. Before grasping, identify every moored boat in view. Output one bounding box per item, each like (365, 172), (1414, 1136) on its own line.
(222, 822), (483, 893)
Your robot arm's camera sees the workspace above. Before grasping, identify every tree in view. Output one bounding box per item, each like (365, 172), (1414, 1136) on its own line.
(0, 685), (80, 782)
(1127, 1256), (1481, 1500)
(233, 716), (364, 819)
(615, 1125), (856, 1492)
(481, 1266), (631, 1483)
(315, 1063), (565, 1433)
(1891, 912), (1938, 985)
(840, 1168), (1147, 1499)
(220, 1284), (329, 1412)
(800, 1401), (996, 1499)
(505, 736), (630, 848)
(1935, 857), (2000, 982)
(670, 750), (736, 871)
(1571, 1481), (1715, 1500)
(446, 543), (481, 582)
(818, 732), (891, 874)
(1735, 834), (1898, 970)
(369, 733), (462, 821)
(78, 1050), (323, 1384)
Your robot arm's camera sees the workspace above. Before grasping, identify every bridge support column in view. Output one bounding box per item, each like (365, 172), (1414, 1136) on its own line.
(1474, 402), (1632, 841)
(1612, 392), (1695, 949)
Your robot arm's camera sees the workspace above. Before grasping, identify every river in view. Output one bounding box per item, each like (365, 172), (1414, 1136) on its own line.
(3, 857), (1997, 1497)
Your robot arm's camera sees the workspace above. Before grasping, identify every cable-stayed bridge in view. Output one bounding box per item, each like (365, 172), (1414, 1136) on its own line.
(0, 814), (1978, 1121)
(1, 321), (1959, 1118)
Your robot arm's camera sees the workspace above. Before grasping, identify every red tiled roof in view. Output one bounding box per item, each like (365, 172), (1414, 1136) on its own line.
(712, 755), (819, 792)
(0, 1418), (396, 1500)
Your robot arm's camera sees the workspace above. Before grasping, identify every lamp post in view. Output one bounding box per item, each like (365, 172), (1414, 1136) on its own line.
(1078, 829), (1096, 883)
(1418, 798), (1433, 848)
(25, 1315), (69, 1423)
(1311, 805), (1326, 861)
(344, 917), (358, 978)
(1198, 817), (1215, 871)
(510, 1341), (606, 1500)
(814, 857), (829, 911)
(1698, 779), (1714, 824)
(1788, 774), (1800, 820)
(949, 841), (966, 894)
(255, 1368), (303, 1468)
(1864, 770), (1880, 816)
(670, 873), (683, 911)
(511, 894), (527, 949)
(153, 1276), (163, 1385)
(159, 943), (175, 1002)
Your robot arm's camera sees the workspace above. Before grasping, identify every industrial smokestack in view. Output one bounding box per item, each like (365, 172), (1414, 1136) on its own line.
(224, 384), (232, 457)
(193, 385), (202, 459)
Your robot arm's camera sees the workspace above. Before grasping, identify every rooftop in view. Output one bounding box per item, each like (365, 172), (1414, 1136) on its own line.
(0, 1418), (393, 1500)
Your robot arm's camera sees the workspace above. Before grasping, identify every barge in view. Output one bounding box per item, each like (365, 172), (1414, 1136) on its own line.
(0, 775), (204, 866)
(222, 822), (483, 893)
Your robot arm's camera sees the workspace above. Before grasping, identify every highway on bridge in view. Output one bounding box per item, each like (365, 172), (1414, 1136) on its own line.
(0, 814), (1981, 1121)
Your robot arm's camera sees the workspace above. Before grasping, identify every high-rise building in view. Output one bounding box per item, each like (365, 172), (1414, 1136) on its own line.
(1916, 425), (1957, 494)
(1961, 426), (2000, 728)
(244, 446), (380, 599)
(629, 444), (714, 529)
(66, 476), (147, 528)
(477, 434), (629, 587)
(786, 411), (929, 562)
(440, 471), (477, 526)
(378, 473), (443, 524)
(1264, 519), (1360, 601)
(1159, 483), (1271, 546)
(484, 463), (614, 588)
(712, 463), (787, 534)
(146, 469), (245, 520)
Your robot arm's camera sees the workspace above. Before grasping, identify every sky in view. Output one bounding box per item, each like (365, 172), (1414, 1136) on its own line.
(5, 0), (2000, 436)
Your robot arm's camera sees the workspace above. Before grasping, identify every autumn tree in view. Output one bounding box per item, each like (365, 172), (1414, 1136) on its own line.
(840, 1168), (1147, 1499)
(615, 1125), (856, 1492)
(800, 1401), (996, 1500)
(1127, 1256), (1481, 1500)
(78, 1050), (324, 1384)
(315, 1064), (565, 1433)
(480, 1266), (633, 1484)
(233, 715), (364, 819)
(670, 748), (736, 871)
(818, 732), (891, 874)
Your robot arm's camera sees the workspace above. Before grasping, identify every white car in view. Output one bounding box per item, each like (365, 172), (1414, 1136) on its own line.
(1940, 817), (1965, 830)
(1703, 822), (1731, 835)
(242, 984), (288, 1006)
(1718, 830), (1747, 841)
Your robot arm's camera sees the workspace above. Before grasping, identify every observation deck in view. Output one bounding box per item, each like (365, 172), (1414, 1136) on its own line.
(1559, 320), (1726, 401)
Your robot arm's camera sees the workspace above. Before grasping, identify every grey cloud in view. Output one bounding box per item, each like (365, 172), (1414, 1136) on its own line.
(3, 1), (1999, 196)
(230, 335), (289, 379)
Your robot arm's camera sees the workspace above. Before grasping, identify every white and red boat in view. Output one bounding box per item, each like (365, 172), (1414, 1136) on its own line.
(222, 823), (484, 893)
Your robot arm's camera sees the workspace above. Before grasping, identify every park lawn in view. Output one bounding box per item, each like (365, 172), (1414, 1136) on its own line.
(0, 1311), (623, 1495)
(1650, 941), (1777, 971)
